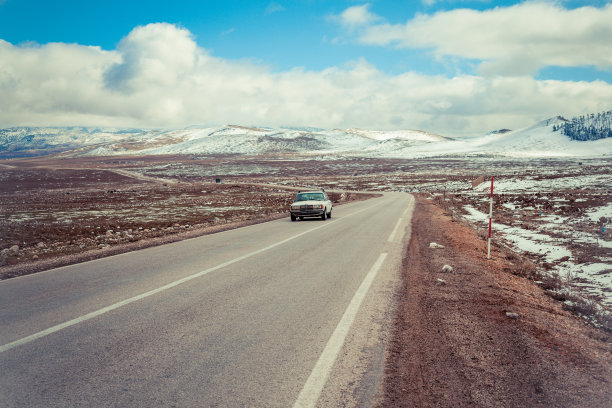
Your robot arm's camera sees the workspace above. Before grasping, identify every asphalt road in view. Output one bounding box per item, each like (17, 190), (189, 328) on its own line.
(0, 192), (414, 407)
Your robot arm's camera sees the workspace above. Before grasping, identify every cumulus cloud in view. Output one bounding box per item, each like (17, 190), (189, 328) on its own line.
(1, 23), (611, 135)
(343, 1), (612, 75)
(104, 23), (199, 91)
(336, 4), (381, 29)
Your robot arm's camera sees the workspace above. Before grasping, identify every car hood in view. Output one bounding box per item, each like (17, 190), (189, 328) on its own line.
(292, 200), (325, 206)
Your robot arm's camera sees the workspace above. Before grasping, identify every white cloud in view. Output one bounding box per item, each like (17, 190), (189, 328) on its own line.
(346, 2), (612, 75)
(1, 23), (611, 135)
(104, 23), (198, 91)
(336, 4), (381, 29)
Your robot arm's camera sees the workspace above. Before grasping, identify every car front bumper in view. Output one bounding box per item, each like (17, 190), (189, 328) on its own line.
(290, 209), (325, 217)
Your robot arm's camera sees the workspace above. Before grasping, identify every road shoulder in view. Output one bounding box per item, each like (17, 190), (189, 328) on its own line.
(315, 193), (414, 407)
(380, 195), (611, 407)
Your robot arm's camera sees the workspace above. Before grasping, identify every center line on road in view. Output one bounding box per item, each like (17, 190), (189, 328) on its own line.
(293, 252), (388, 408)
(0, 199), (386, 354)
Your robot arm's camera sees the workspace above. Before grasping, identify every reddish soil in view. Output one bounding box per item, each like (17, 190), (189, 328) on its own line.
(0, 158), (374, 279)
(380, 196), (611, 407)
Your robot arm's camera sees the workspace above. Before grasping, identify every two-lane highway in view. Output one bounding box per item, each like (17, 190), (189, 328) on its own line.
(1, 193), (414, 407)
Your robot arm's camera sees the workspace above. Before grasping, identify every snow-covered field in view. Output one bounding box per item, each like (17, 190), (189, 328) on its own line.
(445, 167), (611, 308)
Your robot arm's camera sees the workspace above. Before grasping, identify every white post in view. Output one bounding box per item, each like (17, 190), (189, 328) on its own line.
(487, 176), (494, 259)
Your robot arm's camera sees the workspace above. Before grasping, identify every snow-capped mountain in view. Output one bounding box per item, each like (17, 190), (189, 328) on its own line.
(433, 116), (611, 158)
(1, 117), (610, 159)
(0, 127), (148, 159)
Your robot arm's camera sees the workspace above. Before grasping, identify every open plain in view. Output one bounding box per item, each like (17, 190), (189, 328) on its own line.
(1, 155), (610, 306)
(1, 154), (611, 406)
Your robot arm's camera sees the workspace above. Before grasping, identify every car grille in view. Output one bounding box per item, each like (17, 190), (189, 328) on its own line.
(299, 205), (324, 210)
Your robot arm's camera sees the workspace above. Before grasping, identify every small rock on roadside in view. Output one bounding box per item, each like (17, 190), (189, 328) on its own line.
(430, 242), (445, 249)
(506, 312), (520, 319)
(441, 264), (453, 273)
(436, 278), (447, 285)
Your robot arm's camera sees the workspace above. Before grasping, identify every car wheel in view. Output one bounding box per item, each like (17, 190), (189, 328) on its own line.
(327, 209), (332, 218)
(321, 211), (326, 220)
(291, 214), (296, 221)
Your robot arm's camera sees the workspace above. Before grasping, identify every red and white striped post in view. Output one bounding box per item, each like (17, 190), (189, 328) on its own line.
(487, 176), (494, 259)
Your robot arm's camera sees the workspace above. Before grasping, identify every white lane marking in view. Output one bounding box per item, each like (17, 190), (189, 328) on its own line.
(293, 252), (388, 408)
(387, 217), (403, 243)
(0, 199), (386, 354)
(387, 202), (412, 243)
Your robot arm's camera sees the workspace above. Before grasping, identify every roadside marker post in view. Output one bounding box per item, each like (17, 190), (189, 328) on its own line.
(487, 176), (494, 259)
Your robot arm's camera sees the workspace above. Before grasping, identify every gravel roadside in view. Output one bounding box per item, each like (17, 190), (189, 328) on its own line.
(379, 195), (611, 407)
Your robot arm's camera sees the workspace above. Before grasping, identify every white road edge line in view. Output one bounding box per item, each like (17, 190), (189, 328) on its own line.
(0, 200), (385, 354)
(387, 203), (412, 243)
(387, 218), (403, 243)
(293, 252), (388, 408)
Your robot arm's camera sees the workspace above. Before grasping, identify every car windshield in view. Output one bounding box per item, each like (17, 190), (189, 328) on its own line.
(296, 193), (324, 201)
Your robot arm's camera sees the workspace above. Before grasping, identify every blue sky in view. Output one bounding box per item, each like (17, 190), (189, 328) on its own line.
(2, 0), (610, 77)
(1, 0), (611, 135)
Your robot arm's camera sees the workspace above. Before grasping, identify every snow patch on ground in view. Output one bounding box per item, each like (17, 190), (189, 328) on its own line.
(586, 203), (612, 223)
(459, 169), (611, 305)
(463, 205), (572, 262)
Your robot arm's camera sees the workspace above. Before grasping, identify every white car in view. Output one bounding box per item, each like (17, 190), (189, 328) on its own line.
(290, 190), (332, 221)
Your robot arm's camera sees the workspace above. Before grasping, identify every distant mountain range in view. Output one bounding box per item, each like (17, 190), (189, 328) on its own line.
(1, 116), (611, 160)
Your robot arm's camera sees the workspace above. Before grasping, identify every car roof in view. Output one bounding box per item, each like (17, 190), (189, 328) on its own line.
(298, 190), (325, 194)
